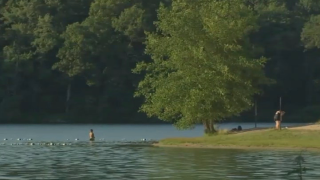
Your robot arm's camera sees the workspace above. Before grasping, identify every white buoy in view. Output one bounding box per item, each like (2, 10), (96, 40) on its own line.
(3, 138), (7, 141)
(75, 138), (79, 141)
(17, 138), (21, 141)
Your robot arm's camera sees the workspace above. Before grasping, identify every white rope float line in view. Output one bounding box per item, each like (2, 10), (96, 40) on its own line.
(4, 138), (152, 141)
(1, 138), (156, 146)
(0, 143), (72, 146)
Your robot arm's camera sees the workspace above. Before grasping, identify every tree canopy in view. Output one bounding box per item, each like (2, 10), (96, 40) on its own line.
(0, 0), (320, 126)
(133, 0), (273, 131)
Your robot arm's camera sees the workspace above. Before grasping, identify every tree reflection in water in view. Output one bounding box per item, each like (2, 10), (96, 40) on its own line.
(287, 152), (314, 180)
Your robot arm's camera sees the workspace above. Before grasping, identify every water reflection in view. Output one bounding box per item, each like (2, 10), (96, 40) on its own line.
(1, 142), (320, 179)
(286, 153), (316, 180)
(147, 147), (320, 180)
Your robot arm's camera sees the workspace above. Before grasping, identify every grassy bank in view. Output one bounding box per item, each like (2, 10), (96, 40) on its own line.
(156, 128), (320, 150)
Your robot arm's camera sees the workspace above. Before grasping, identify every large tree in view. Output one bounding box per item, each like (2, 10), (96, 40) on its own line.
(134, 0), (272, 133)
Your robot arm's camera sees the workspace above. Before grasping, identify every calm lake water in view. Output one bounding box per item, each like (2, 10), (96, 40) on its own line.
(0, 123), (319, 180)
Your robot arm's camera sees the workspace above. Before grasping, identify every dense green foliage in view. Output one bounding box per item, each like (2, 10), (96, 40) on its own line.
(0, 0), (320, 124)
(133, 0), (273, 131)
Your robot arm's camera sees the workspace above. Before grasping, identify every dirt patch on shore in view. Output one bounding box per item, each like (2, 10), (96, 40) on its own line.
(288, 124), (320, 130)
(230, 123), (317, 135)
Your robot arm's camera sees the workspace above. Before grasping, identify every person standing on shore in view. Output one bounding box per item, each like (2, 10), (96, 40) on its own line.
(274, 110), (285, 130)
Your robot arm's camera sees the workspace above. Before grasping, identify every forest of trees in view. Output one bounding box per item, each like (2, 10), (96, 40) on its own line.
(0, 0), (320, 125)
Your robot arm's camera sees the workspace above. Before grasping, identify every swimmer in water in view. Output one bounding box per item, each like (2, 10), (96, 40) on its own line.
(89, 129), (95, 141)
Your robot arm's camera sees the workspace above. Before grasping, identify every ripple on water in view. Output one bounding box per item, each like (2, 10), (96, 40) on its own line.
(1, 143), (320, 179)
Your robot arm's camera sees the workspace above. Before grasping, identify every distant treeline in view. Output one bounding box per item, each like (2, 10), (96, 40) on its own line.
(0, 0), (320, 125)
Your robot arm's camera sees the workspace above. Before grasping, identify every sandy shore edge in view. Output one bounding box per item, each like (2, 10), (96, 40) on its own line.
(152, 143), (320, 151)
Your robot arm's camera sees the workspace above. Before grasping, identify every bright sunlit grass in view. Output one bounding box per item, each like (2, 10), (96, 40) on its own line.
(159, 129), (320, 149)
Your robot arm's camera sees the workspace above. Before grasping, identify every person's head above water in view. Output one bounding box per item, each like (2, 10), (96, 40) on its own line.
(90, 129), (93, 132)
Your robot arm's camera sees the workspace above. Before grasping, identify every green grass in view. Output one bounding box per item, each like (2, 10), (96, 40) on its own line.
(159, 129), (320, 149)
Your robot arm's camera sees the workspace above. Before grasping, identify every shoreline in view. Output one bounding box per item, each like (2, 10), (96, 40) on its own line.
(153, 124), (320, 151)
(152, 143), (320, 152)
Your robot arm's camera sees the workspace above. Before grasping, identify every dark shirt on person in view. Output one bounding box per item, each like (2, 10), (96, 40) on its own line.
(274, 113), (281, 121)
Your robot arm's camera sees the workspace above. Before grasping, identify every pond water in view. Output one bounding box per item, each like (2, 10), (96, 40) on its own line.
(0, 123), (319, 180)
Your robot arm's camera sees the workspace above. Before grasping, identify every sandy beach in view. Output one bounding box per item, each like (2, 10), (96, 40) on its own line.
(229, 123), (318, 135)
(289, 124), (320, 130)
(153, 143), (320, 151)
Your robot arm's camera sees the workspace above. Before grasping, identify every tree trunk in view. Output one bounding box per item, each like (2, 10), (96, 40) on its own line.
(13, 61), (19, 96)
(203, 120), (216, 135)
(209, 120), (215, 132)
(202, 120), (209, 130)
(305, 58), (315, 104)
(65, 83), (71, 113)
